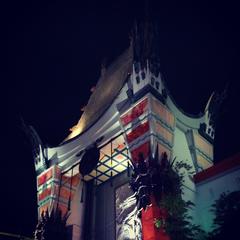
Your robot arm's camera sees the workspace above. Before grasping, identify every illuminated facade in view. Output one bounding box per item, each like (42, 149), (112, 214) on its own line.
(26, 19), (240, 240)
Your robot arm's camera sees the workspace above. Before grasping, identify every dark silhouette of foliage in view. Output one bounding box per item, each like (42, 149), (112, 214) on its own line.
(34, 209), (69, 240)
(159, 157), (207, 240)
(208, 191), (240, 240)
(130, 148), (206, 239)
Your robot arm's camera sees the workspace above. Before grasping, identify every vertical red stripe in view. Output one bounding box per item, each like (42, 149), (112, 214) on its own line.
(141, 196), (170, 240)
(130, 141), (150, 163)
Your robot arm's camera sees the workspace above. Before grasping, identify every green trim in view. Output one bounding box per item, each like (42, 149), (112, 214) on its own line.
(38, 195), (52, 206)
(153, 120), (174, 144)
(153, 134), (173, 149)
(195, 148), (213, 162)
(38, 194), (69, 206)
(151, 112), (175, 132)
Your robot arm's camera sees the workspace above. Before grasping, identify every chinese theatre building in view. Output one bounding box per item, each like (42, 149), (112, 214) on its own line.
(26, 19), (240, 240)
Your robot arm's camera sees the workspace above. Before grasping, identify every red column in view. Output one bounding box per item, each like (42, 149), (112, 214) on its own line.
(119, 97), (171, 239)
(141, 197), (170, 240)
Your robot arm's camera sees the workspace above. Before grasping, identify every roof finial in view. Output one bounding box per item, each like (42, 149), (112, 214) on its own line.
(131, 0), (161, 76)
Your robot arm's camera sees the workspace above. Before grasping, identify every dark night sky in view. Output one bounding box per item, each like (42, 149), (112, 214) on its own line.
(4, 0), (240, 237)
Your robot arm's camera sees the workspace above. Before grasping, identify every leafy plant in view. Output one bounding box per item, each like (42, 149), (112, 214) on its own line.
(158, 157), (207, 240)
(130, 148), (206, 240)
(154, 218), (163, 229)
(34, 208), (69, 240)
(208, 191), (240, 240)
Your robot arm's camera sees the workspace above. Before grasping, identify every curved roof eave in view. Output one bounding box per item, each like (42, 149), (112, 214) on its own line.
(166, 90), (206, 130)
(61, 46), (133, 145)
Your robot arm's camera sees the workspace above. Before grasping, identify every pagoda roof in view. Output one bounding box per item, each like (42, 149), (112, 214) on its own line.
(64, 46), (133, 142)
